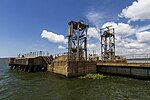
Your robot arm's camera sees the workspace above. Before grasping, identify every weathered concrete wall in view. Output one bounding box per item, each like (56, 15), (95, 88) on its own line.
(28, 57), (46, 66)
(9, 57), (46, 66)
(10, 56), (96, 77)
(14, 58), (29, 65)
(47, 55), (68, 76)
(9, 57), (48, 72)
(47, 61), (96, 77)
(53, 61), (68, 76)
(67, 61), (96, 77)
(97, 65), (150, 79)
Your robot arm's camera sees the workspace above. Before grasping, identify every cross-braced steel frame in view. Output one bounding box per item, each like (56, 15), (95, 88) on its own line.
(68, 21), (88, 62)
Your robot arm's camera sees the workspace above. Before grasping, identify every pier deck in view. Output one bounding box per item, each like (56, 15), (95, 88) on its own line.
(9, 56), (96, 77)
(97, 62), (150, 67)
(9, 56), (150, 79)
(9, 56), (52, 72)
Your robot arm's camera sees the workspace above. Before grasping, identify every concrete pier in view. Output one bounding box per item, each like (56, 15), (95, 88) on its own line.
(47, 55), (96, 77)
(9, 55), (150, 79)
(9, 55), (96, 77)
(9, 56), (52, 72)
(97, 62), (150, 79)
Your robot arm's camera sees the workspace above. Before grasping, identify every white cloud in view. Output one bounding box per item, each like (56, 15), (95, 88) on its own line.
(58, 45), (66, 49)
(101, 22), (150, 55)
(102, 22), (136, 37)
(87, 43), (97, 49)
(115, 37), (150, 55)
(87, 27), (99, 39)
(102, 22), (117, 29)
(87, 43), (100, 55)
(119, 0), (150, 22)
(116, 23), (136, 37)
(137, 24), (150, 32)
(86, 10), (105, 27)
(96, 0), (150, 55)
(123, 41), (146, 49)
(41, 30), (67, 44)
(136, 31), (150, 43)
(116, 47), (146, 55)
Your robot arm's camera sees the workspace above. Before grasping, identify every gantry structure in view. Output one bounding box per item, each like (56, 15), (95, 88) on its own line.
(100, 26), (115, 61)
(68, 21), (89, 61)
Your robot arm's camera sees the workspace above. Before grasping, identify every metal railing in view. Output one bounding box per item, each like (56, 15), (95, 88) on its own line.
(17, 51), (51, 58)
(17, 51), (68, 60)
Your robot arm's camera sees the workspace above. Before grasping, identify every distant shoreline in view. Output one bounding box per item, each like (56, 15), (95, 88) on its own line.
(0, 58), (9, 62)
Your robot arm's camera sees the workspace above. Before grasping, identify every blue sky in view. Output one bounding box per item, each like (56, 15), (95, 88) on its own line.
(0, 0), (150, 57)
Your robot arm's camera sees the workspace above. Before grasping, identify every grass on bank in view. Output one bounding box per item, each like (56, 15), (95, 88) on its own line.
(79, 73), (106, 79)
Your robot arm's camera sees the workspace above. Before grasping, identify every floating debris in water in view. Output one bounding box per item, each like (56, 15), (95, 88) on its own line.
(79, 73), (106, 79)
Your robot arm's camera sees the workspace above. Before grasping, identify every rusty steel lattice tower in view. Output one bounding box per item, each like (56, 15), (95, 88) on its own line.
(100, 26), (115, 61)
(68, 21), (88, 62)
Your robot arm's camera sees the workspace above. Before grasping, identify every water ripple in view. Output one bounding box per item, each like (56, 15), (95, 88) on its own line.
(0, 61), (150, 100)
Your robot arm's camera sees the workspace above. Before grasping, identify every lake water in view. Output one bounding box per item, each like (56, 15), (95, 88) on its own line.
(0, 60), (150, 100)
